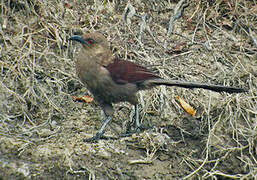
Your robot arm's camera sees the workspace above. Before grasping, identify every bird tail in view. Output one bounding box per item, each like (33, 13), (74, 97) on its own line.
(145, 79), (246, 94)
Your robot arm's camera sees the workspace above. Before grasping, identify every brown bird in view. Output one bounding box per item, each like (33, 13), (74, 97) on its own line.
(69, 32), (246, 142)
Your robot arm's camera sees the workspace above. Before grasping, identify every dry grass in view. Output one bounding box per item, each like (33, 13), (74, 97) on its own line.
(0, 0), (256, 179)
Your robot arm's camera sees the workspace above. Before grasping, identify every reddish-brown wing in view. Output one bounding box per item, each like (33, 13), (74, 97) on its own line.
(105, 58), (160, 84)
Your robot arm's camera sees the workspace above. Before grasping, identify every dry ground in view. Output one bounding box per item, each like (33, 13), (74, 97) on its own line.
(0, 0), (256, 179)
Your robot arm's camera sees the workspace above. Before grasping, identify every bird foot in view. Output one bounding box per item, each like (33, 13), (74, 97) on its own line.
(120, 125), (153, 137)
(135, 124), (153, 132)
(83, 133), (118, 143)
(83, 131), (103, 142)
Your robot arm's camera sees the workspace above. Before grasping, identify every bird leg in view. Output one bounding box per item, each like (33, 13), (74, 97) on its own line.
(120, 104), (152, 137)
(133, 104), (152, 131)
(134, 104), (140, 129)
(84, 115), (113, 142)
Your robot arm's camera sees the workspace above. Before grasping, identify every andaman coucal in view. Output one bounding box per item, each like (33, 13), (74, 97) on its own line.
(69, 32), (246, 142)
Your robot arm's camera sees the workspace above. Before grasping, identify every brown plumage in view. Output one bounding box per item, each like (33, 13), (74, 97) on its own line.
(69, 32), (246, 142)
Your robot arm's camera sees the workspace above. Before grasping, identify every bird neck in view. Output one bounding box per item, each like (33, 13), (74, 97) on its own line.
(83, 46), (114, 66)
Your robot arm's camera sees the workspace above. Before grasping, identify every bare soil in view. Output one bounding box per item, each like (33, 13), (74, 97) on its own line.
(0, 0), (256, 179)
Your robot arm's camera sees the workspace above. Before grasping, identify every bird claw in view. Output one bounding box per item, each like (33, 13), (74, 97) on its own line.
(135, 124), (153, 132)
(120, 125), (153, 137)
(83, 136), (100, 143)
(83, 132), (103, 142)
(83, 133), (118, 143)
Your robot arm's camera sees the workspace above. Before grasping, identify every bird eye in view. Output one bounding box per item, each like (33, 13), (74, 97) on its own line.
(88, 39), (94, 45)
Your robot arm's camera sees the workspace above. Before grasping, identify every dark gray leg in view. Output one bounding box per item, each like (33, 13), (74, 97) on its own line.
(134, 104), (152, 131)
(120, 104), (152, 137)
(84, 115), (113, 142)
(135, 104), (140, 129)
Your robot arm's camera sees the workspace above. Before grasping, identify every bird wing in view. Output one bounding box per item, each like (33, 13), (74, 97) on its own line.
(105, 58), (160, 84)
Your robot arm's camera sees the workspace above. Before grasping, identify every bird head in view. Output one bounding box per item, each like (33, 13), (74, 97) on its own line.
(69, 32), (113, 66)
(69, 33), (109, 50)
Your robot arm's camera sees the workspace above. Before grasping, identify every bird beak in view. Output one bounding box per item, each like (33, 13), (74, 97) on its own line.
(69, 35), (90, 46)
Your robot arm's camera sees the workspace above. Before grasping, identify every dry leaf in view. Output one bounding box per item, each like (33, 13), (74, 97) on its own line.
(186, 18), (195, 31)
(176, 96), (196, 117)
(64, 2), (73, 9)
(166, 42), (187, 54)
(73, 95), (94, 103)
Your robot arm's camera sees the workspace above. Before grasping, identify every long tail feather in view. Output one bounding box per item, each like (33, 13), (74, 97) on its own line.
(148, 79), (246, 94)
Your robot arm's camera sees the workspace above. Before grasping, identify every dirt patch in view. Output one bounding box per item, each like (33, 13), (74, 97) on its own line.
(0, 0), (256, 179)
